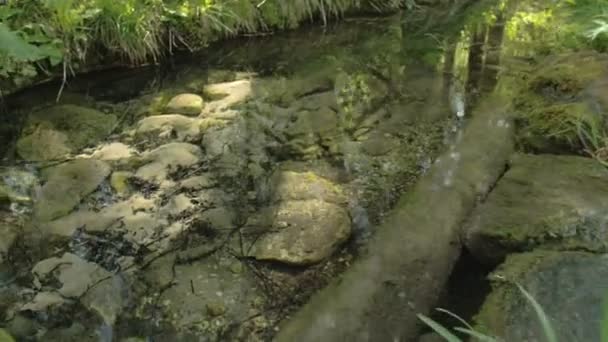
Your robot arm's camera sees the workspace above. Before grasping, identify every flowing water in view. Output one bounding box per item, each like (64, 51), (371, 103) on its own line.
(0, 0), (604, 341)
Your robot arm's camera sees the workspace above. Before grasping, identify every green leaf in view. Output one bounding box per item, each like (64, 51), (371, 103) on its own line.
(601, 290), (608, 342)
(0, 23), (43, 61)
(417, 314), (463, 342)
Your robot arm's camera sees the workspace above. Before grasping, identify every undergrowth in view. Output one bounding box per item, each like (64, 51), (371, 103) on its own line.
(0, 0), (407, 93)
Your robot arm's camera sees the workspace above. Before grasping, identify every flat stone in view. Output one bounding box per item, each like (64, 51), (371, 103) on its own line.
(134, 114), (202, 142)
(250, 199), (351, 265)
(203, 80), (252, 114)
(31, 253), (125, 324)
(465, 154), (608, 264)
(475, 250), (608, 341)
(47, 195), (163, 245)
(34, 159), (111, 222)
(165, 93), (204, 116)
(267, 170), (346, 204)
(135, 143), (203, 184)
(90, 142), (135, 161)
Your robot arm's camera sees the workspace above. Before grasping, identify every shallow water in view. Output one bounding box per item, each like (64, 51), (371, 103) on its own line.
(0, 0), (598, 340)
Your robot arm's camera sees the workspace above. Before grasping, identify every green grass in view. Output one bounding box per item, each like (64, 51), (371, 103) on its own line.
(417, 283), (558, 342)
(0, 0), (406, 92)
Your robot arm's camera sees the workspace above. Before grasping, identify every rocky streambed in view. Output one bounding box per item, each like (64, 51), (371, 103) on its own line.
(0, 16), (452, 341)
(2, 1), (608, 341)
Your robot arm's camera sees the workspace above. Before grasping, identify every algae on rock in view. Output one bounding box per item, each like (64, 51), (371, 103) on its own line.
(475, 250), (608, 342)
(16, 105), (116, 161)
(465, 153), (608, 264)
(34, 159), (111, 222)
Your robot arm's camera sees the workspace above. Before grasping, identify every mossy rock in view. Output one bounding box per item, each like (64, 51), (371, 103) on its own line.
(514, 51), (608, 152)
(474, 250), (608, 341)
(16, 105), (116, 161)
(465, 154), (608, 265)
(34, 159), (111, 222)
(528, 52), (608, 99)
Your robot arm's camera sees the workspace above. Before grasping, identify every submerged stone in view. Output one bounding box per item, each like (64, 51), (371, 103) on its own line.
(31, 253), (125, 324)
(475, 250), (608, 342)
(34, 159), (111, 222)
(165, 93), (204, 116)
(16, 105), (116, 161)
(465, 154), (608, 264)
(250, 199), (351, 265)
(135, 142), (203, 184)
(203, 79), (252, 115)
(154, 254), (259, 333)
(134, 114), (203, 142)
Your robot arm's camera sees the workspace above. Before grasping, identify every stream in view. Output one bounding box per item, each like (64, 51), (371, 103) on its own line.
(2, 0), (608, 341)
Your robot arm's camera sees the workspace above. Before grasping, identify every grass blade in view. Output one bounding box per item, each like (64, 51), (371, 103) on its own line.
(417, 314), (463, 342)
(436, 308), (475, 330)
(454, 327), (499, 342)
(516, 283), (558, 342)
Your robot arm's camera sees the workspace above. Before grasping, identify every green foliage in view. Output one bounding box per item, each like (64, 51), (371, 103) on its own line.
(576, 112), (608, 167)
(418, 283), (558, 342)
(0, 0), (407, 91)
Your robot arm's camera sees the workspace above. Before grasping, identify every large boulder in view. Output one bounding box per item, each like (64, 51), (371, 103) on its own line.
(16, 105), (116, 161)
(34, 159), (111, 222)
(474, 250), (608, 341)
(249, 199), (351, 265)
(465, 154), (608, 264)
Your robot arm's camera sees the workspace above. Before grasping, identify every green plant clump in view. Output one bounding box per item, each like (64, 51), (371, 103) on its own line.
(0, 0), (406, 92)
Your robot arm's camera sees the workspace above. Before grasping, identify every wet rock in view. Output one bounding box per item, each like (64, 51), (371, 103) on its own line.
(267, 170), (346, 204)
(34, 159), (111, 222)
(250, 199), (351, 265)
(161, 193), (194, 217)
(203, 80), (252, 114)
(16, 105), (116, 161)
(135, 143), (203, 185)
(475, 250), (608, 341)
(156, 255), (260, 332)
(20, 291), (66, 312)
(89, 142), (135, 161)
(134, 114), (204, 142)
(47, 195), (163, 244)
(465, 154), (608, 264)
(165, 93), (204, 116)
(31, 253), (125, 324)
(195, 207), (236, 231)
(179, 174), (216, 190)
